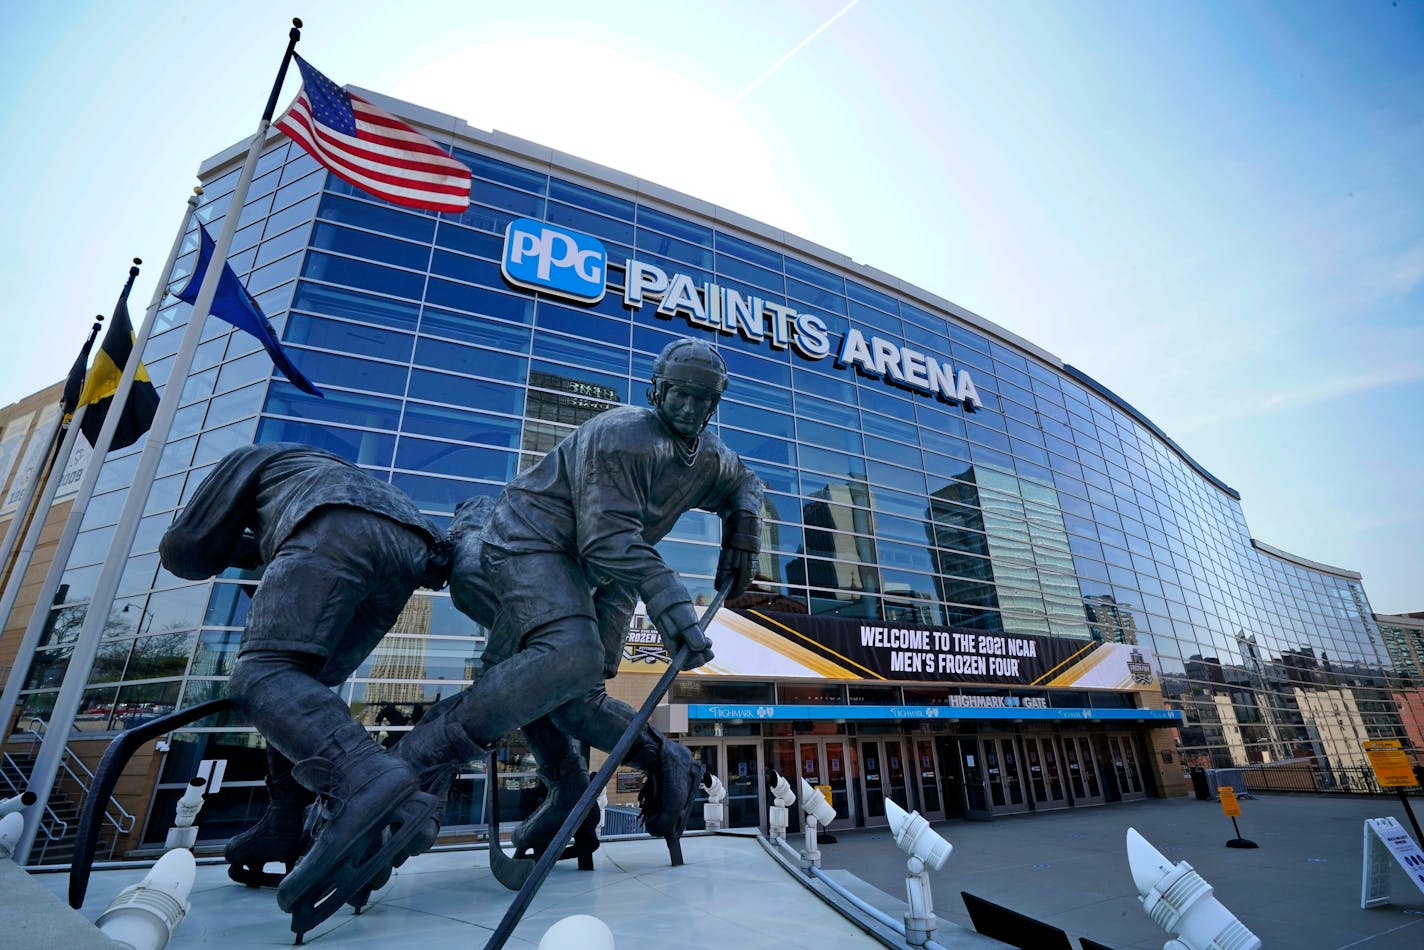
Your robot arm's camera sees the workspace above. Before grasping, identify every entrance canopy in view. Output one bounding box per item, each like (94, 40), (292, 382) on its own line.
(680, 703), (1184, 724)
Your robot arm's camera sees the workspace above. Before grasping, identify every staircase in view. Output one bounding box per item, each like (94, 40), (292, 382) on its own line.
(2, 724), (130, 866)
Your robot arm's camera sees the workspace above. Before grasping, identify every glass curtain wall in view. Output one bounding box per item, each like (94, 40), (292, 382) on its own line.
(14, 123), (1406, 810)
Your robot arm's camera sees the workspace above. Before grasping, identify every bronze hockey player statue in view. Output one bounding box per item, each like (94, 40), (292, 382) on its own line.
(158, 443), (451, 933)
(391, 337), (762, 867)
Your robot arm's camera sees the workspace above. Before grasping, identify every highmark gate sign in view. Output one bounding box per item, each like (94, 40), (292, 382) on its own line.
(501, 218), (984, 412)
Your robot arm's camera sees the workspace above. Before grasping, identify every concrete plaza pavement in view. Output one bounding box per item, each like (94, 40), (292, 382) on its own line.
(817, 792), (1424, 949)
(16, 831), (938, 950)
(11, 791), (1424, 949)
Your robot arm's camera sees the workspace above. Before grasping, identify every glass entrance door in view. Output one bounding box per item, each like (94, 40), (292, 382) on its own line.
(1106, 734), (1147, 801)
(686, 742), (718, 832)
(935, 736), (984, 819)
(857, 738), (910, 826)
(982, 735), (1030, 815)
(686, 740), (762, 829)
(1065, 734), (1105, 803)
(1062, 735), (1105, 805)
(911, 738), (944, 821)
(1021, 735), (1069, 810)
(723, 742), (761, 827)
(796, 738), (853, 830)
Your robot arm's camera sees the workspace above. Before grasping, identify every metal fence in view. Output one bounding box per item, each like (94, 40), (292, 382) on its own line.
(1239, 761), (1423, 797)
(600, 805), (643, 837)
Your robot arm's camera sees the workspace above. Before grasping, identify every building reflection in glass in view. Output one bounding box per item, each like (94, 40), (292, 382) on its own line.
(1165, 631), (1402, 772)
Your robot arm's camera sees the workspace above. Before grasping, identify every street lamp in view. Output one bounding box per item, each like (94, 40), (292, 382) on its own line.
(122, 603), (155, 636)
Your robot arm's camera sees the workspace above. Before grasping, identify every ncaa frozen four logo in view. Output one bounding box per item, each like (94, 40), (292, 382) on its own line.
(501, 218), (983, 410)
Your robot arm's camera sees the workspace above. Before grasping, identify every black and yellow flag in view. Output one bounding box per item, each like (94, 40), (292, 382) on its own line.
(78, 292), (158, 451)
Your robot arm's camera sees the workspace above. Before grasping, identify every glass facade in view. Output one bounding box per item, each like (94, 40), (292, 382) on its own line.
(14, 96), (1415, 840)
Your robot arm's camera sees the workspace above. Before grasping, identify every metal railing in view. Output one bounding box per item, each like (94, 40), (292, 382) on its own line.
(14, 717), (135, 861)
(600, 805), (642, 837)
(2, 749), (67, 855)
(1238, 760), (1423, 796)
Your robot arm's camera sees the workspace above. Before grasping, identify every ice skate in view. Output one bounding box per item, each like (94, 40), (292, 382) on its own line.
(276, 751), (438, 943)
(226, 752), (314, 889)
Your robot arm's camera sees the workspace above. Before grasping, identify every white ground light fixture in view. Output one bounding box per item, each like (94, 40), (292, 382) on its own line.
(95, 848), (196, 950)
(1126, 827), (1261, 950)
(702, 772), (727, 831)
(886, 799), (952, 945)
(798, 777), (836, 869)
(0, 810), (25, 858)
(164, 778), (206, 850)
(799, 776), (836, 827)
(885, 798), (952, 871)
(1, 789), (36, 816)
(768, 771), (796, 841)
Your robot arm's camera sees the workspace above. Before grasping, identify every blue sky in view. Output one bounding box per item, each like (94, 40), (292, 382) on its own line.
(1, 1), (1419, 613)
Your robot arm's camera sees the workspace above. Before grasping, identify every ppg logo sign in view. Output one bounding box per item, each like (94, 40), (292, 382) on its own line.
(501, 219), (607, 303)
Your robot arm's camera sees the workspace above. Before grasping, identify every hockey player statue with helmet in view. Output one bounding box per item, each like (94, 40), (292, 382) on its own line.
(390, 337), (763, 868)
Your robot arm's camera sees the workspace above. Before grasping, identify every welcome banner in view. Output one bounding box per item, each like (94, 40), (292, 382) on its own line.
(619, 608), (1158, 692)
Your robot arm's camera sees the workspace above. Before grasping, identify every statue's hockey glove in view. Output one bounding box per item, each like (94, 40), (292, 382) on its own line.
(646, 583), (712, 672)
(716, 510), (761, 598)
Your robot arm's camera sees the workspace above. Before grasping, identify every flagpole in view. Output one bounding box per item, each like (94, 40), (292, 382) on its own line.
(11, 20), (305, 865)
(0, 408), (69, 591)
(0, 311), (98, 595)
(2, 206), (193, 862)
(0, 207), (194, 755)
(0, 319), (103, 634)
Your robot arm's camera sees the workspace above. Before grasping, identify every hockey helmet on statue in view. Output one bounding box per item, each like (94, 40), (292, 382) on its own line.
(648, 338), (728, 440)
(651, 338), (728, 396)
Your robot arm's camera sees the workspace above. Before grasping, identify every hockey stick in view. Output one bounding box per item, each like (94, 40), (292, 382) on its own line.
(485, 745), (535, 890)
(487, 747), (601, 891)
(483, 582), (730, 949)
(68, 697), (235, 908)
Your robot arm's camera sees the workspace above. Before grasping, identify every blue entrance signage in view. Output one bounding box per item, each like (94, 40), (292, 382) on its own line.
(688, 704), (1185, 723)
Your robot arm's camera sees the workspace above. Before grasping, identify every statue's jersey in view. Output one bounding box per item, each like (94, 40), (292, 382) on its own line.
(160, 443), (440, 578)
(483, 406), (763, 596)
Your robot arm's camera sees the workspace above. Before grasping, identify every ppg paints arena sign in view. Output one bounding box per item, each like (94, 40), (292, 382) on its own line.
(501, 218), (984, 411)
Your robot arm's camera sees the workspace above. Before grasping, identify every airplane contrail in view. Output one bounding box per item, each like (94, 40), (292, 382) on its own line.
(731, 0), (863, 106)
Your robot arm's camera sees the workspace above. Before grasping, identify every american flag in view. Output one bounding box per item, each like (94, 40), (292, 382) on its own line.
(275, 55), (471, 214)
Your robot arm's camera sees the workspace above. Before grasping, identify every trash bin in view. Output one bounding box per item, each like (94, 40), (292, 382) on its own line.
(1190, 766), (1210, 801)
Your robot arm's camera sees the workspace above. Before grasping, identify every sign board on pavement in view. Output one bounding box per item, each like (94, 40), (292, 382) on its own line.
(1361, 817), (1424, 908)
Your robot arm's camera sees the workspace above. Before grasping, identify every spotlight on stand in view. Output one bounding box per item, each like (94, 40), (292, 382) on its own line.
(799, 777), (836, 826)
(0, 811), (25, 859)
(768, 771), (796, 842)
(1126, 827), (1261, 950)
(702, 772), (727, 831)
(165, 778), (206, 851)
(95, 848), (196, 950)
(886, 799), (952, 946)
(94, 775), (208, 948)
(886, 798), (952, 869)
(1, 790), (37, 817)
(797, 777), (836, 869)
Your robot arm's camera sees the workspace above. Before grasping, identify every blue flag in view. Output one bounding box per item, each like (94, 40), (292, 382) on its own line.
(176, 223), (323, 397)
